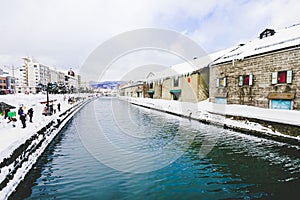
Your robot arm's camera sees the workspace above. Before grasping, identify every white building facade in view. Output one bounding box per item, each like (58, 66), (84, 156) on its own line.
(16, 57), (80, 94)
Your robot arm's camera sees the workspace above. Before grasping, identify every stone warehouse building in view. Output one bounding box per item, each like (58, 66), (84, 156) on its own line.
(140, 54), (218, 102)
(120, 52), (229, 102)
(210, 24), (300, 110)
(120, 23), (300, 111)
(119, 81), (148, 98)
(147, 66), (209, 102)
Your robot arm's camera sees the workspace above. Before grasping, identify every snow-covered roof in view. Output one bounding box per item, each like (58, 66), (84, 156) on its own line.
(119, 80), (144, 89)
(145, 46), (238, 82)
(0, 74), (13, 78)
(214, 24), (300, 64)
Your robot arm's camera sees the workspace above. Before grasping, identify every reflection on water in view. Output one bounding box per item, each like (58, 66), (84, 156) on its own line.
(11, 98), (300, 200)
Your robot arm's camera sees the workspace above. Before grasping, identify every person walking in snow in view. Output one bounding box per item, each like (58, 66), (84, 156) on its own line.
(27, 108), (34, 123)
(42, 106), (48, 116)
(50, 104), (54, 114)
(18, 106), (27, 128)
(57, 103), (61, 112)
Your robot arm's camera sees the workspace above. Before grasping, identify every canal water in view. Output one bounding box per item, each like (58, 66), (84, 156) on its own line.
(11, 98), (300, 199)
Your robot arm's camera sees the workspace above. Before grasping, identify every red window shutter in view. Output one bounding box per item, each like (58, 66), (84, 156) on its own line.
(278, 71), (286, 83)
(243, 75), (249, 85)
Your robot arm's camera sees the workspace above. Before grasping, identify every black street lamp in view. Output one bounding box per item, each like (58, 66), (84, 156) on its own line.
(46, 82), (52, 116)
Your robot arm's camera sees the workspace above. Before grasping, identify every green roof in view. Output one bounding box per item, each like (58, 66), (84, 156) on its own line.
(170, 89), (181, 93)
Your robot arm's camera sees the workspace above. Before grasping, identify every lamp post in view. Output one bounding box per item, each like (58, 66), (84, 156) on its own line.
(46, 83), (52, 116)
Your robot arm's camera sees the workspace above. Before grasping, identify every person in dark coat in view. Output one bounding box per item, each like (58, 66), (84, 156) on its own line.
(27, 108), (34, 123)
(50, 104), (54, 114)
(18, 107), (26, 128)
(57, 103), (61, 112)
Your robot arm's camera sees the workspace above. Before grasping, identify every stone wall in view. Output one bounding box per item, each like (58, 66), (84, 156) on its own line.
(152, 82), (161, 99)
(159, 67), (209, 102)
(210, 46), (300, 110)
(161, 78), (172, 100)
(122, 84), (145, 98)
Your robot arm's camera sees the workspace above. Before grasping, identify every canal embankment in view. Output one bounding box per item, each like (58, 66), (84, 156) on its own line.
(122, 97), (300, 145)
(9, 97), (300, 199)
(0, 94), (96, 200)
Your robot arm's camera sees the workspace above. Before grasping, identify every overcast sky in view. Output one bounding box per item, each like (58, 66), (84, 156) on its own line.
(1, 0), (300, 81)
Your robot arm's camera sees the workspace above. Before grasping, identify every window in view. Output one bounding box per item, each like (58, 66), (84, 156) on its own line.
(216, 97), (227, 104)
(259, 29), (275, 39)
(149, 82), (153, 89)
(271, 70), (292, 84)
(238, 75), (253, 86)
(216, 77), (226, 87)
(271, 100), (291, 110)
(173, 77), (179, 87)
(149, 93), (154, 99)
(170, 89), (181, 101)
(278, 71), (286, 83)
(172, 93), (179, 100)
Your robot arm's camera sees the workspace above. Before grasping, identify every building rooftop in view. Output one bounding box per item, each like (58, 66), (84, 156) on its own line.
(144, 46), (238, 82)
(214, 23), (300, 64)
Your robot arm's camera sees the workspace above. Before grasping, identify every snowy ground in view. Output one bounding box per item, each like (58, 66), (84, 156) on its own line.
(0, 93), (95, 200)
(0, 93), (90, 162)
(124, 97), (300, 142)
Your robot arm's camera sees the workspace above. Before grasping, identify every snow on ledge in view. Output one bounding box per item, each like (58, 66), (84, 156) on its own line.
(121, 97), (300, 142)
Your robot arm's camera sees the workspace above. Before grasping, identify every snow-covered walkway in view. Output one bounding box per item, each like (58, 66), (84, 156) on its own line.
(0, 93), (95, 200)
(0, 93), (87, 162)
(125, 97), (300, 143)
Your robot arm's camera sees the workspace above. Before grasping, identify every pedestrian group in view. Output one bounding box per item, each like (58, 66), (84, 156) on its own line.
(3, 102), (62, 129)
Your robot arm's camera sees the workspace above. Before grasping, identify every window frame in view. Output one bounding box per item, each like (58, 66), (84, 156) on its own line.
(216, 77), (226, 87)
(173, 76), (179, 87)
(271, 70), (292, 84)
(149, 82), (153, 89)
(238, 75), (253, 86)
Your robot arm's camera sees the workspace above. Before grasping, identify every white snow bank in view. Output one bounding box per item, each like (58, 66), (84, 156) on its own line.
(0, 93), (91, 161)
(123, 97), (300, 142)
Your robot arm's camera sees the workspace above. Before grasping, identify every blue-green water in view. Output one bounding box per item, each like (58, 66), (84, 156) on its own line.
(11, 98), (300, 199)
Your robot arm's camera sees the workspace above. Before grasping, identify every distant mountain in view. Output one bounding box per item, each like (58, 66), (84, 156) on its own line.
(91, 81), (125, 89)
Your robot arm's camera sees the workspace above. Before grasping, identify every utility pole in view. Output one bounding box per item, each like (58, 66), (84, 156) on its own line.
(46, 82), (52, 116)
(12, 65), (14, 78)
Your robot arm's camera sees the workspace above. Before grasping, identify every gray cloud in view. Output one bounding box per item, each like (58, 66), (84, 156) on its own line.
(1, 0), (300, 80)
